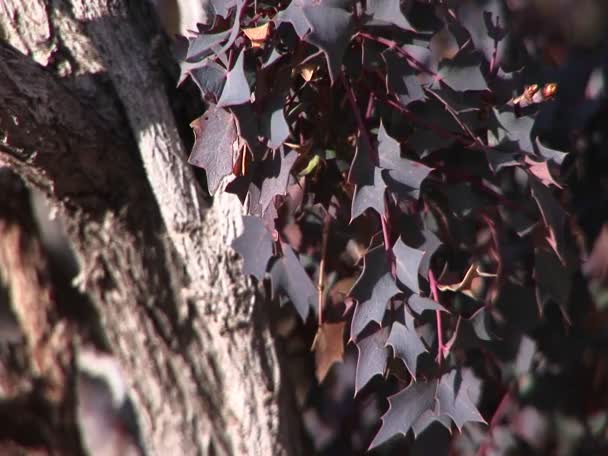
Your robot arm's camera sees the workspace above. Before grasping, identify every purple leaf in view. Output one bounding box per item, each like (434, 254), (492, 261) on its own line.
(412, 411), (452, 438)
(349, 245), (400, 338)
(261, 94), (290, 150)
(530, 177), (567, 262)
(270, 242), (316, 321)
(436, 50), (488, 92)
(369, 380), (437, 449)
(355, 327), (389, 395)
(408, 294), (447, 315)
(352, 167), (386, 220)
(489, 108), (534, 154)
(386, 308), (427, 379)
(378, 123), (433, 199)
(231, 216), (274, 280)
(416, 228), (442, 277)
(436, 369), (486, 431)
(186, 31), (231, 62)
(259, 148), (298, 212)
(383, 51), (425, 106)
(210, 0), (237, 18)
(276, 0), (354, 83)
(188, 105), (237, 195)
(217, 49), (250, 107)
(366, 0), (416, 31)
(188, 61), (226, 102)
(535, 247), (571, 317)
(393, 237), (425, 293)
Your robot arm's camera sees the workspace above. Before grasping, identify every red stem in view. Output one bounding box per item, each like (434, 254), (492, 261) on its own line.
(428, 269), (445, 363)
(476, 388), (511, 456)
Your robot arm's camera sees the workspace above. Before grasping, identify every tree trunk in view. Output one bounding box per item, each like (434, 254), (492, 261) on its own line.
(0, 1), (307, 455)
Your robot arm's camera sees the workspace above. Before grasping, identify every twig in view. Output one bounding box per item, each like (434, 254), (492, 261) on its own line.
(428, 269), (445, 363)
(317, 213), (331, 326)
(476, 387), (511, 456)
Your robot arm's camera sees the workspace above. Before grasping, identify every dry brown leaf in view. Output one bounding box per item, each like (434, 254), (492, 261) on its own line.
(311, 322), (346, 383)
(243, 23), (270, 48)
(437, 264), (496, 299)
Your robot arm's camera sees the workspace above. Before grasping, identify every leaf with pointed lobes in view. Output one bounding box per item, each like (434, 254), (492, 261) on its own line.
(217, 49), (250, 107)
(349, 246), (400, 339)
(312, 322), (346, 383)
(188, 61), (226, 103)
(275, 0), (354, 83)
(436, 50), (488, 92)
(231, 216), (274, 280)
(530, 177), (568, 263)
(369, 369), (485, 449)
(524, 156), (562, 189)
(535, 247), (571, 319)
(377, 123), (433, 199)
(258, 148), (298, 213)
(386, 308), (427, 380)
(270, 242), (317, 321)
(393, 237), (425, 294)
(368, 380), (437, 449)
(489, 108), (534, 154)
(436, 369), (486, 431)
(261, 93), (290, 150)
(188, 105), (237, 195)
(408, 294), (448, 315)
(366, 0), (415, 30)
(351, 167), (386, 221)
(383, 50), (425, 106)
(354, 327), (389, 395)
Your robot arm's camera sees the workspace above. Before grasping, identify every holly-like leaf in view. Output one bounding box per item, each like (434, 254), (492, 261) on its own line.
(416, 228), (442, 277)
(366, 0), (416, 32)
(435, 369), (486, 431)
(535, 247), (571, 317)
(535, 138), (568, 165)
(231, 215), (274, 280)
(312, 321), (346, 382)
(369, 380), (437, 449)
(489, 108), (534, 154)
(436, 50), (488, 92)
(186, 31), (231, 63)
(188, 105), (237, 195)
(530, 177), (567, 262)
(393, 237), (425, 293)
(408, 294), (448, 315)
(383, 51), (425, 106)
(188, 61), (226, 102)
(378, 123), (433, 199)
(458, 0), (508, 66)
(349, 245), (400, 338)
(386, 308), (427, 379)
(258, 148), (298, 212)
(355, 327), (389, 395)
(261, 93), (290, 150)
(525, 156), (562, 188)
(270, 242), (317, 320)
(217, 49), (251, 107)
(276, 0), (354, 83)
(352, 167), (387, 220)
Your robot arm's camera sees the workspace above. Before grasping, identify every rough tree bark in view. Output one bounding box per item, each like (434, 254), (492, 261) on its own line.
(0, 1), (307, 455)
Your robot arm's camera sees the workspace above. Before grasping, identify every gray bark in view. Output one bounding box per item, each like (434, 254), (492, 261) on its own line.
(0, 1), (307, 455)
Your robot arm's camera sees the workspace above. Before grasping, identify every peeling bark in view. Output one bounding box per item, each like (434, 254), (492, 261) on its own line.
(0, 2), (308, 455)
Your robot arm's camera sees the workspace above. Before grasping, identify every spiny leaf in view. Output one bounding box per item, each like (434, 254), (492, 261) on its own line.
(366, 0), (416, 31)
(270, 242), (317, 320)
(436, 50), (488, 92)
(377, 123), (433, 199)
(535, 247), (571, 318)
(369, 380), (437, 449)
(435, 369), (486, 431)
(312, 321), (346, 382)
(408, 294), (448, 315)
(261, 93), (290, 150)
(259, 148), (298, 212)
(386, 308), (427, 379)
(188, 105), (237, 195)
(349, 245), (400, 338)
(383, 50), (425, 106)
(188, 61), (226, 102)
(393, 237), (425, 293)
(276, 0), (354, 83)
(351, 167), (386, 220)
(186, 31), (231, 63)
(355, 327), (389, 395)
(232, 216), (274, 280)
(530, 177), (568, 263)
(217, 49), (250, 107)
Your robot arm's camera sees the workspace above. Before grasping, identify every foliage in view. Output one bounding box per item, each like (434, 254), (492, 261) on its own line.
(179, 0), (608, 453)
